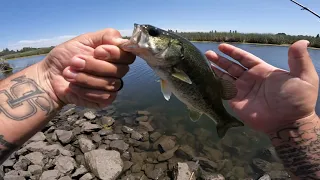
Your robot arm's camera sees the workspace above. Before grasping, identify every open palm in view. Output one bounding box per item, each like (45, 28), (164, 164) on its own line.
(205, 40), (319, 133)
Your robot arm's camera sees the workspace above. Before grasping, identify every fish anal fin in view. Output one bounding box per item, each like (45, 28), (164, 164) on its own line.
(188, 108), (203, 122)
(216, 115), (244, 138)
(220, 78), (237, 100)
(172, 68), (192, 84)
(160, 79), (172, 101)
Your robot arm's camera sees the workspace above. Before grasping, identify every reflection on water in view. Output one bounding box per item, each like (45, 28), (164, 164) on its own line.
(2, 43), (320, 179)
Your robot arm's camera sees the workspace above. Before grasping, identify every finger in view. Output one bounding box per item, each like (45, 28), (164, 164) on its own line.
(68, 55), (129, 78)
(62, 66), (123, 92)
(288, 40), (318, 85)
(65, 90), (103, 109)
(68, 83), (117, 106)
(218, 43), (266, 69)
(206, 50), (246, 78)
(211, 64), (236, 83)
(94, 44), (136, 64)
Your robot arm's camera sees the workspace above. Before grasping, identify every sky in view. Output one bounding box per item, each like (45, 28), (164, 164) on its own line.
(1, 0), (320, 50)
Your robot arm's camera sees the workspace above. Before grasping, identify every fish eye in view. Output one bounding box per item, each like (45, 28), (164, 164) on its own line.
(148, 28), (160, 37)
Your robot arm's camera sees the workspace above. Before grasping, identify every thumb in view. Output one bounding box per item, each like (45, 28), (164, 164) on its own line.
(288, 40), (318, 85)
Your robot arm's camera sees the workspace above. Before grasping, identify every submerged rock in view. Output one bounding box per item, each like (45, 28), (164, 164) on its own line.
(173, 162), (195, 180)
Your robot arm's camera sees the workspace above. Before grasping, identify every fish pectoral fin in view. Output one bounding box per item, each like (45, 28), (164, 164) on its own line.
(220, 78), (238, 100)
(188, 108), (203, 122)
(172, 68), (192, 84)
(160, 79), (172, 101)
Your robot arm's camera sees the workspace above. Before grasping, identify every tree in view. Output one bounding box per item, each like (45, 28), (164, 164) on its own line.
(316, 34), (319, 38)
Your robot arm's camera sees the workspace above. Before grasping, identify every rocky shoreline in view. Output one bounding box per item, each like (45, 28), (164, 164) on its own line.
(0, 104), (291, 180)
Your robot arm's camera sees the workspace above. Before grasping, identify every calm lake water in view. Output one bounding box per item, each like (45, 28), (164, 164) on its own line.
(3, 42), (320, 178)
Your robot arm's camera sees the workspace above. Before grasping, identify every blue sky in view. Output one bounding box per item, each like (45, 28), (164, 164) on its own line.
(1, 0), (320, 50)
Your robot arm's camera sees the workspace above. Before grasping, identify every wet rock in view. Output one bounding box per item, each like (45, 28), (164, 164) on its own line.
(122, 151), (131, 161)
(232, 166), (246, 179)
(81, 122), (101, 132)
(155, 162), (168, 171)
(150, 132), (161, 142)
(131, 163), (142, 173)
(268, 170), (291, 180)
(257, 174), (271, 180)
(136, 116), (149, 122)
(200, 169), (225, 180)
(193, 157), (217, 172)
(79, 173), (94, 180)
(25, 152), (44, 166)
(158, 136), (176, 152)
(84, 111), (96, 120)
(67, 114), (79, 124)
(100, 116), (115, 127)
(173, 162), (194, 180)
(84, 149), (123, 180)
(131, 131), (143, 141)
(29, 132), (46, 142)
(131, 152), (147, 163)
(54, 130), (73, 144)
(79, 136), (96, 153)
(142, 163), (155, 173)
(28, 165), (42, 175)
(203, 146), (223, 161)
(13, 156), (31, 171)
(55, 156), (76, 174)
(137, 111), (151, 116)
(158, 146), (179, 161)
(123, 161), (133, 171)
(122, 126), (134, 134)
(138, 141), (150, 150)
(72, 165), (88, 178)
(110, 140), (129, 152)
(168, 157), (184, 171)
(252, 158), (272, 173)
(40, 170), (60, 180)
(139, 121), (154, 132)
(176, 145), (196, 160)
(106, 134), (123, 140)
(127, 138), (141, 147)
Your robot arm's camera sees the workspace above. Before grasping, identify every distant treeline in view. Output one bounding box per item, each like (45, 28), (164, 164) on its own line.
(172, 30), (320, 48)
(0, 47), (54, 59)
(1, 31), (320, 60)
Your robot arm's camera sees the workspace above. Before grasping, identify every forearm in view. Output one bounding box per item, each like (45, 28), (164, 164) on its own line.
(0, 61), (60, 164)
(268, 113), (320, 179)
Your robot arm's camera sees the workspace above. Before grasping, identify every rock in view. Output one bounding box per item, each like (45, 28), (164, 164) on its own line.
(81, 122), (101, 132)
(131, 131), (143, 141)
(137, 111), (151, 116)
(127, 138), (141, 147)
(25, 152), (44, 166)
(131, 163), (142, 173)
(203, 146), (223, 161)
(58, 176), (72, 180)
(122, 126), (134, 134)
(232, 166), (246, 179)
(200, 169), (225, 180)
(5, 170), (19, 176)
(72, 165), (88, 178)
(75, 119), (87, 126)
(91, 133), (102, 143)
(79, 173), (94, 180)
(157, 136), (176, 152)
(138, 141), (150, 150)
(23, 141), (73, 157)
(67, 114), (79, 124)
(158, 146), (179, 161)
(252, 158), (272, 173)
(13, 156), (31, 171)
(110, 140), (129, 152)
(131, 152), (147, 163)
(176, 145), (196, 160)
(146, 168), (165, 180)
(193, 157), (217, 172)
(40, 170), (60, 180)
(84, 111), (96, 120)
(150, 132), (161, 142)
(136, 116), (149, 122)
(19, 170), (32, 178)
(139, 121), (154, 132)
(98, 129), (113, 136)
(28, 165), (42, 175)
(257, 174), (271, 180)
(174, 162), (194, 180)
(59, 106), (76, 116)
(106, 134), (123, 140)
(155, 162), (168, 171)
(123, 161), (133, 171)
(76, 155), (86, 166)
(3, 159), (15, 167)
(54, 130), (73, 144)
(29, 132), (46, 142)
(79, 137), (96, 153)
(268, 171), (291, 179)
(4, 175), (25, 180)
(55, 156), (76, 174)
(84, 149), (123, 180)
(100, 116), (115, 127)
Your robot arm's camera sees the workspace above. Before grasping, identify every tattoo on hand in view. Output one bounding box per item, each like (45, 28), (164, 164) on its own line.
(269, 119), (320, 179)
(0, 75), (54, 121)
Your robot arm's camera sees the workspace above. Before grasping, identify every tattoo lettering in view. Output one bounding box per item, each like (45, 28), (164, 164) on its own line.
(0, 75), (54, 121)
(269, 118), (320, 179)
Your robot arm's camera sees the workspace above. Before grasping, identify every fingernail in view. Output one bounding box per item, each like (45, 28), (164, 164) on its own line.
(65, 69), (78, 79)
(71, 57), (86, 69)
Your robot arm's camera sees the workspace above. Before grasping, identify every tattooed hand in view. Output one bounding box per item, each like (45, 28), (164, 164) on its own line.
(205, 40), (318, 134)
(39, 29), (136, 109)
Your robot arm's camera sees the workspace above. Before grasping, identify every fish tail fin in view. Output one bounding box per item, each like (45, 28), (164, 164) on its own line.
(216, 113), (244, 139)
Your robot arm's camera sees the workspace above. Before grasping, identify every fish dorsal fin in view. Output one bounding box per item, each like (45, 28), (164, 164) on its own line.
(160, 79), (172, 101)
(172, 68), (192, 84)
(188, 108), (203, 122)
(219, 78), (237, 100)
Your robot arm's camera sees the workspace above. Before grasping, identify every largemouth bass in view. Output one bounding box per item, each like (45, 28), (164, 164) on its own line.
(121, 24), (244, 138)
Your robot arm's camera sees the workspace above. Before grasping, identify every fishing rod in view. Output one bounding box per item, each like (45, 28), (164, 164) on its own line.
(290, 0), (320, 19)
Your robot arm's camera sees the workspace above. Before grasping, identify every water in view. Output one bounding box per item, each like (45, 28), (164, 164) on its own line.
(3, 42), (320, 178)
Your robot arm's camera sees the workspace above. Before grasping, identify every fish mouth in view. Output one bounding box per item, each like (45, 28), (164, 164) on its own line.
(120, 23), (150, 52)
